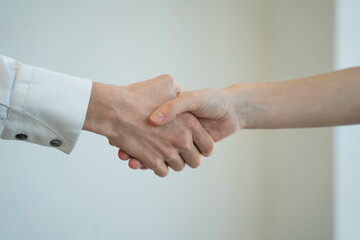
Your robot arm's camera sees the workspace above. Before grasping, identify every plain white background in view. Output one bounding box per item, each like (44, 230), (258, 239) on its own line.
(1, 0), (356, 239)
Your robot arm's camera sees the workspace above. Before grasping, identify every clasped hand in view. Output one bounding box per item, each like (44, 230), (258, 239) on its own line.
(83, 75), (239, 177)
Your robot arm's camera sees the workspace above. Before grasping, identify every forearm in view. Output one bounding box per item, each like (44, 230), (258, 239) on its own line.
(230, 67), (360, 129)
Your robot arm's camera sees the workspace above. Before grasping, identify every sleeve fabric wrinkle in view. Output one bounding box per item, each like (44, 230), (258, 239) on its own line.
(0, 55), (93, 154)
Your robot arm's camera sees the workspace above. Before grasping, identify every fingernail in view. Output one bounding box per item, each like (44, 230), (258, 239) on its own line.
(150, 112), (164, 123)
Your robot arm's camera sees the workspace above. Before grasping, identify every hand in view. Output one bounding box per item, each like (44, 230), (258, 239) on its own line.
(83, 75), (215, 177)
(120, 87), (242, 169)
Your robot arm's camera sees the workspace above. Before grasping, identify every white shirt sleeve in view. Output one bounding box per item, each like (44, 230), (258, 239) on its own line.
(0, 55), (92, 154)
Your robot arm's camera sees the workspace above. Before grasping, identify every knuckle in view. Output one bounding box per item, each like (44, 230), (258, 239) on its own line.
(159, 74), (175, 83)
(202, 141), (215, 157)
(165, 74), (175, 81)
(174, 132), (190, 149)
(152, 160), (164, 171)
(159, 74), (178, 93)
(163, 152), (185, 172)
(167, 156), (185, 172)
(171, 162), (185, 172)
(178, 164), (186, 172)
(163, 148), (177, 160)
(188, 157), (202, 169)
(156, 169), (169, 177)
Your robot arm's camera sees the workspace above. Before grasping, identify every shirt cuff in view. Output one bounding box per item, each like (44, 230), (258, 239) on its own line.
(1, 63), (93, 154)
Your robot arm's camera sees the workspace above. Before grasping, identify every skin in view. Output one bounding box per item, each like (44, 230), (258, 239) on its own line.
(123, 67), (360, 169)
(82, 75), (215, 177)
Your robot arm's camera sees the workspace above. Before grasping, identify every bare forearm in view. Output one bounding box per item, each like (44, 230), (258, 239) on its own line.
(231, 67), (360, 129)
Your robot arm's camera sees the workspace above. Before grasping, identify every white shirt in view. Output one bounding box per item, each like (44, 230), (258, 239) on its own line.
(0, 55), (92, 154)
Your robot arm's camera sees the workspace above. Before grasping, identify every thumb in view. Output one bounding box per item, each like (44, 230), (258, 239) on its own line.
(149, 92), (197, 126)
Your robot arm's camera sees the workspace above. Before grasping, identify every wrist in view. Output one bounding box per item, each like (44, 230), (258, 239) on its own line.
(225, 83), (259, 129)
(83, 82), (123, 138)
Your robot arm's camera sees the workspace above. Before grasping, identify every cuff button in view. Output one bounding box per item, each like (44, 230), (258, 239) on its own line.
(50, 139), (62, 147)
(15, 133), (28, 140)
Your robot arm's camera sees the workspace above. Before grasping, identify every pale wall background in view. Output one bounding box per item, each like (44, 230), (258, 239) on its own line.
(0, 1), (266, 240)
(260, 1), (334, 240)
(0, 0), (351, 239)
(334, 0), (360, 239)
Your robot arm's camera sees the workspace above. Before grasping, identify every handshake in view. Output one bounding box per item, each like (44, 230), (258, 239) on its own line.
(82, 67), (360, 177)
(2, 55), (357, 177)
(82, 75), (241, 177)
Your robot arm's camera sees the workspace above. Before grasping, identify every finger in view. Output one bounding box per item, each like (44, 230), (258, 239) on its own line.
(143, 158), (169, 177)
(128, 158), (144, 169)
(191, 120), (216, 157)
(109, 140), (114, 146)
(118, 149), (131, 160)
(154, 165), (169, 177)
(129, 158), (144, 168)
(149, 92), (198, 126)
(166, 154), (186, 172)
(180, 143), (203, 169)
(153, 163), (169, 177)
